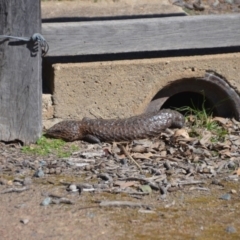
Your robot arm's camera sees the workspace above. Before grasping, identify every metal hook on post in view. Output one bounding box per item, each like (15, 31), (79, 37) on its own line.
(0, 33), (49, 56)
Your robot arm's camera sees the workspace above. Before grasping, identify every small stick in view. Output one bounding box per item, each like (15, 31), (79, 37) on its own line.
(1, 187), (30, 194)
(51, 198), (75, 205)
(178, 180), (205, 185)
(118, 176), (165, 183)
(99, 200), (151, 209)
(89, 109), (104, 119)
(78, 206), (100, 211)
(100, 189), (150, 195)
(115, 177), (160, 190)
(189, 187), (210, 191)
(157, 156), (184, 162)
(119, 144), (143, 173)
(47, 193), (65, 198)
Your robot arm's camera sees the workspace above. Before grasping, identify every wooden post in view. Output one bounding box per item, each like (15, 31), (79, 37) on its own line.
(0, 0), (42, 144)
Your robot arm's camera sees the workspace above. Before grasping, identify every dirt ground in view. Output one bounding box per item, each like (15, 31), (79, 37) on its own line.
(1, 134), (240, 240)
(1, 170), (240, 240)
(41, 0), (240, 19)
(1, 175), (240, 240)
(1, 1), (240, 240)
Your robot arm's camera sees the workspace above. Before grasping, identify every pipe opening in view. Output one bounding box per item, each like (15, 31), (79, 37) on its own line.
(146, 73), (240, 120)
(161, 92), (215, 115)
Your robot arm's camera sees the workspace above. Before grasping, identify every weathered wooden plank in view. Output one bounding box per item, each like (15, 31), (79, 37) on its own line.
(42, 14), (240, 57)
(0, 0), (42, 143)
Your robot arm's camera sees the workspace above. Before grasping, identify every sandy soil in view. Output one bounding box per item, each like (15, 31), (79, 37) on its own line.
(1, 166), (240, 240)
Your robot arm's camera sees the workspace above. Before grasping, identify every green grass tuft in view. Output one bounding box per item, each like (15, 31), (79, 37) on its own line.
(176, 99), (228, 142)
(22, 136), (78, 157)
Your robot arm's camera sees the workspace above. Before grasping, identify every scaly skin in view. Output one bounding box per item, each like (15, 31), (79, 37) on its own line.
(46, 109), (184, 143)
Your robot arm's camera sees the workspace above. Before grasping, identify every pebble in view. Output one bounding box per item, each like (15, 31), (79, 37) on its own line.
(39, 160), (47, 167)
(49, 168), (55, 174)
(22, 160), (30, 167)
(99, 163), (106, 169)
(0, 178), (8, 185)
(23, 177), (32, 186)
(224, 0), (234, 3)
(98, 173), (113, 182)
(15, 203), (27, 209)
(84, 165), (92, 171)
(219, 193), (231, 201)
(227, 161), (236, 169)
(93, 183), (109, 189)
(213, 0), (220, 6)
(138, 209), (156, 214)
(51, 160), (57, 165)
(120, 159), (128, 165)
(33, 168), (44, 178)
(20, 218), (29, 224)
(55, 167), (62, 174)
(225, 225), (236, 233)
(86, 212), (95, 218)
(67, 184), (78, 192)
(41, 197), (52, 206)
(211, 179), (224, 186)
(230, 189), (237, 194)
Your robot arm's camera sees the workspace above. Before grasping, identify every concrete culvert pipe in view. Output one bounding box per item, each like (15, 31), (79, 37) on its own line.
(146, 72), (240, 120)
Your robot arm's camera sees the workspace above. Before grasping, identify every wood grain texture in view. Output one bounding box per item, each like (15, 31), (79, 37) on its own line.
(0, 0), (42, 143)
(42, 14), (240, 56)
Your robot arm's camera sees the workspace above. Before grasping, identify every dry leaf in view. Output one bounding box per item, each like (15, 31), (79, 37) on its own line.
(114, 181), (138, 189)
(199, 131), (212, 146)
(219, 149), (232, 157)
(132, 139), (153, 148)
(151, 141), (160, 150)
(131, 152), (153, 159)
(174, 129), (190, 139)
(160, 150), (167, 157)
(139, 185), (152, 194)
(131, 145), (147, 153)
(212, 117), (228, 126)
(80, 150), (105, 158)
(234, 168), (240, 176)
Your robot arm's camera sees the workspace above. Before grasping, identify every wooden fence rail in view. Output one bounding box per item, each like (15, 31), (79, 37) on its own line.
(42, 14), (240, 57)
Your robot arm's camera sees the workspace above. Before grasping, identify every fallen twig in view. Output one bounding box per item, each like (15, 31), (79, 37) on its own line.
(119, 144), (143, 173)
(51, 197), (75, 205)
(118, 176), (163, 190)
(189, 187), (210, 191)
(99, 200), (151, 209)
(100, 188), (150, 195)
(1, 187), (30, 194)
(178, 180), (205, 186)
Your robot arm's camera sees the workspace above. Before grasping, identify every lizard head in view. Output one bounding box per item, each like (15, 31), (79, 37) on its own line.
(46, 120), (82, 142)
(171, 111), (185, 129)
